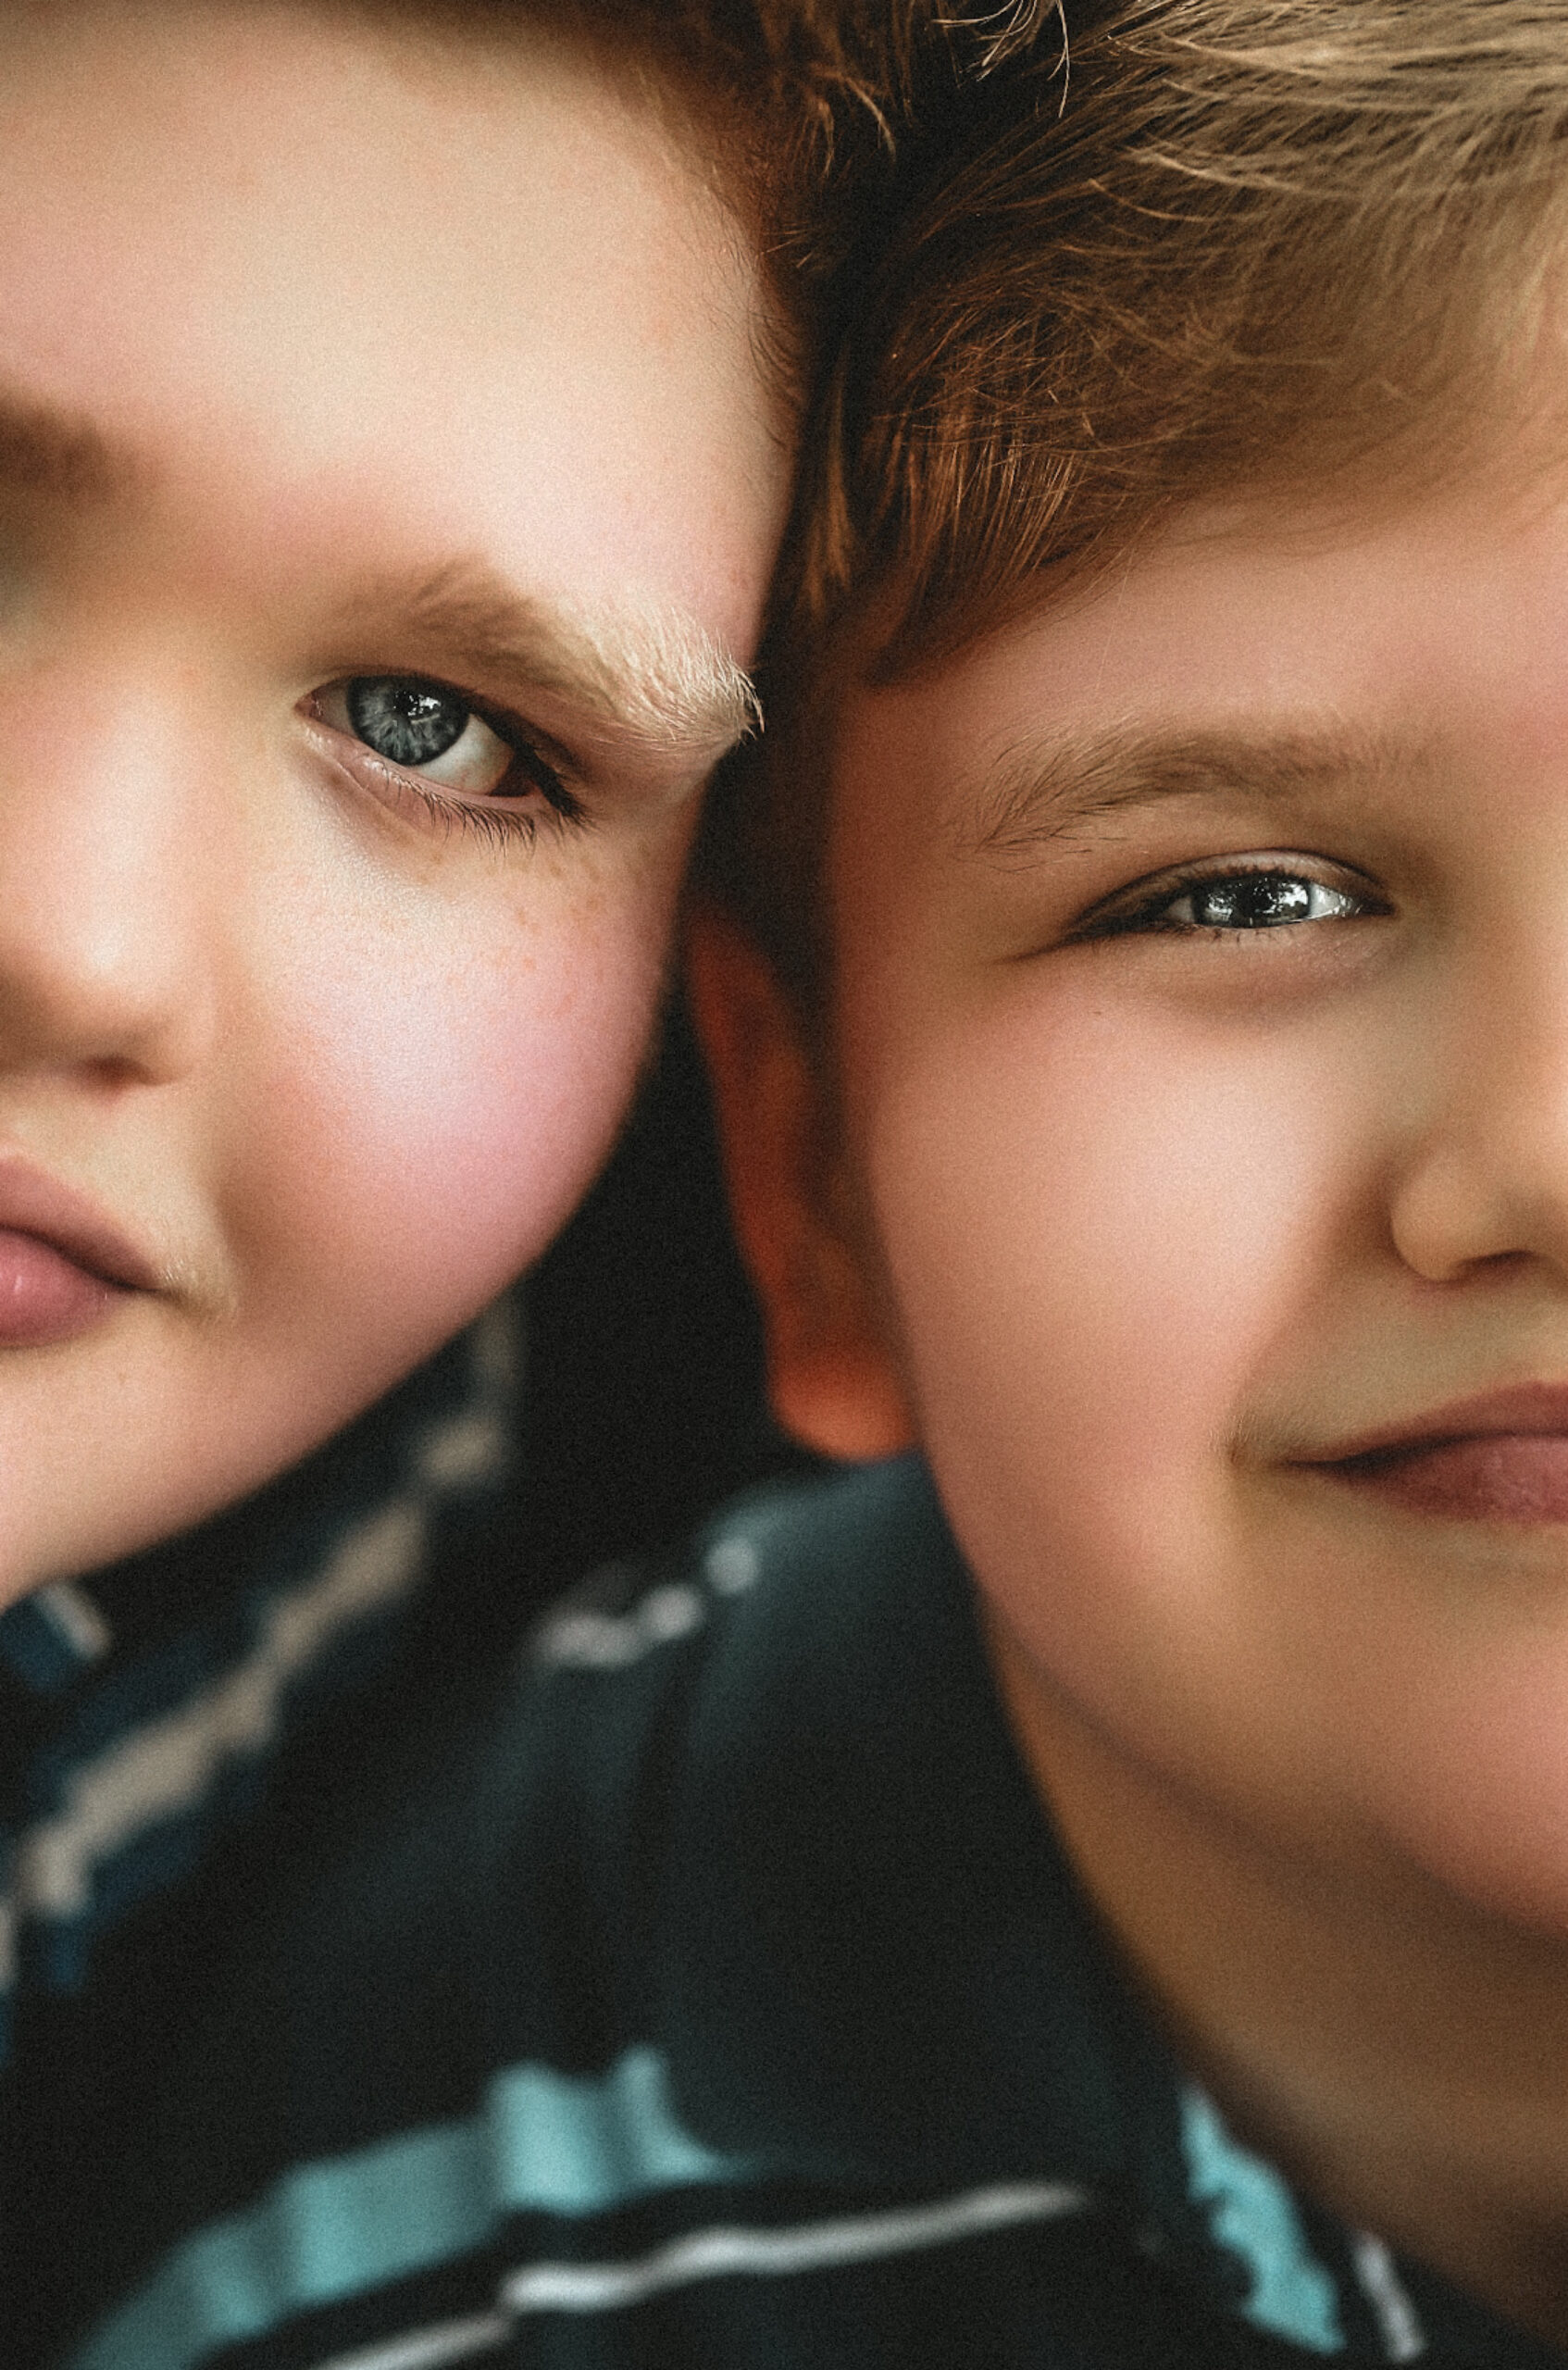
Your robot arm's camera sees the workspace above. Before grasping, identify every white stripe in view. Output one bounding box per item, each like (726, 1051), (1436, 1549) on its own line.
(37, 1579), (113, 1664)
(532, 1581), (706, 1671)
(1350, 2232), (1426, 2361)
(19, 1307), (516, 1940)
(531, 1520), (775, 1674)
(311, 2312), (512, 2370)
(17, 1497), (428, 1920)
(703, 1535), (761, 1595)
(468, 1297), (522, 1395)
(499, 2180), (1089, 2314)
(308, 2183), (1089, 2370)
(416, 1409), (510, 1491)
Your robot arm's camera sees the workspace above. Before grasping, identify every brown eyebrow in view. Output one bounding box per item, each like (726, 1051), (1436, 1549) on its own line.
(327, 560), (759, 776)
(0, 385), (143, 505)
(958, 721), (1425, 865)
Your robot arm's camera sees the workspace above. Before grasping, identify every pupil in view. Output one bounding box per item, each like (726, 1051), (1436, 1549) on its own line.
(347, 678), (468, 767)
(1194, 873), (1311, 929)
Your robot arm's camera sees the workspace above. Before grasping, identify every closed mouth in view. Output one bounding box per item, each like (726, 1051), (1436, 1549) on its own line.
(1297, 1388), (1568, 1524)
(0, 1160), (162, 1295)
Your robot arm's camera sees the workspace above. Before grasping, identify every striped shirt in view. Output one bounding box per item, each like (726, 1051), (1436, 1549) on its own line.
(26, 1453), (1566, 2369)
(1, 1297), (522, 2364)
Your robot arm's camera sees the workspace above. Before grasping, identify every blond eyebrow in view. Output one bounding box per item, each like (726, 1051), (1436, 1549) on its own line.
(959, 721), (1422, 864)
(0, 383), (143, 505)
(0, 394), (757, 767)
(331, 560), (760, 772)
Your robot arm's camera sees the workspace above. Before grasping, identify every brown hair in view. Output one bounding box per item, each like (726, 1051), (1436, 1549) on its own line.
(708, 0), (1568, 1008)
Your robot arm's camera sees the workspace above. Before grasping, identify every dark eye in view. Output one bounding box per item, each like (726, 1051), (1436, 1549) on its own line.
(1152, 870), (1368, 932)
(1075, 861), (1381, 944)
(1185, 873), (1317, 929)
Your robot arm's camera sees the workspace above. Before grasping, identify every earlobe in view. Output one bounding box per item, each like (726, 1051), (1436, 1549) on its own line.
(685, 905), (915, 1464)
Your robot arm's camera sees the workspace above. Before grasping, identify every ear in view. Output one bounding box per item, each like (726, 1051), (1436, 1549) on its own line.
(686, 906), (915, 1463)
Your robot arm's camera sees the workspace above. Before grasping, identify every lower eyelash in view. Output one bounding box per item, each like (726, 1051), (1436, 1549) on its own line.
(404, 779), (544, 848)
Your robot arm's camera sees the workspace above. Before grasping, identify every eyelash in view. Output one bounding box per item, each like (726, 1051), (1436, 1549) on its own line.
(395, 772), (565, 852)
(1072, 854), (1386, 942)
(308, 680), (589, 849)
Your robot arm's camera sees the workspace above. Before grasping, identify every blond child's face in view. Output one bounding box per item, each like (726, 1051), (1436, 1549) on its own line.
(0, 2), (787, 1596)
(710, 443), (1568, 1939)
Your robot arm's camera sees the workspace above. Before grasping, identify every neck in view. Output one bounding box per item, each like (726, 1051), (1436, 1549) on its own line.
(986, 1613), (1568, 2351)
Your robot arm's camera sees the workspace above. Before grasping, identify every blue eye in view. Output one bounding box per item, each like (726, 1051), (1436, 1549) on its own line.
(311, 672), (551, 805)
(305, 670), (588, 842)
(347, 678), (469, 768)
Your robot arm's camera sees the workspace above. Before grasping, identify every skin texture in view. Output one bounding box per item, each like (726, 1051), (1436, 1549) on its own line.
(0, 0), (789, 1594)
(691, 435), (1568, 2341)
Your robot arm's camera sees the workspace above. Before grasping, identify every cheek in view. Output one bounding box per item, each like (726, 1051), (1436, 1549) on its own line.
(231, 854), (679, 1381)
(854, 968), (1359, 1638)
(0, 847), (687, 1600)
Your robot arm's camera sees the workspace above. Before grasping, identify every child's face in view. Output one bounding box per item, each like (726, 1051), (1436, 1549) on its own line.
(0, 2), (787, 1594)
(729, 442), (1568, 1936)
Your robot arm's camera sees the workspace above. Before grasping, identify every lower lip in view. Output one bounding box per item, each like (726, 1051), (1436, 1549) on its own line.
(0, 1227), (123, 1344)
(1323, 1435), (1568, 1524)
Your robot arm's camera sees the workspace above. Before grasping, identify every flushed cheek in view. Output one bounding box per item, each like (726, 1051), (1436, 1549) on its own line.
(230, 873), (677, 1394)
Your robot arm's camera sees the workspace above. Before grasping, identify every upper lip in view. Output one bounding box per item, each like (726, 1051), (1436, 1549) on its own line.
(1301, 1382), (1568, 1466)
(0, 1158), (162, 1292)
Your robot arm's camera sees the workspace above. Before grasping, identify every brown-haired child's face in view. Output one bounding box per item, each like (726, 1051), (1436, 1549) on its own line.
(703, 443), (1568, 1939)
(0, 1), (787, 1595)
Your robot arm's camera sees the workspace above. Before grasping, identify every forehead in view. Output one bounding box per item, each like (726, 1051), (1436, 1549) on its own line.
(832, 456), (1568, 850)
(0, 0), (783, 657)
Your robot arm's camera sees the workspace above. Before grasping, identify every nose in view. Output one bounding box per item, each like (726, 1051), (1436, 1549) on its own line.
(1388, 947), (1568, 1286)
(0, 672), (220, 1086)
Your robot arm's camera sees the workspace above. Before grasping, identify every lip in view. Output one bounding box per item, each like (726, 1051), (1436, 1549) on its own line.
(1299, 1382), (1568, 1467)
(1293, 1383), (1568, 1524)
(0, 1157), (162, 1294)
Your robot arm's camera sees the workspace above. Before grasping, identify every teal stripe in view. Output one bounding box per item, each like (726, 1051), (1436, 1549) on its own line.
(70, 2048), (754, 2370)
(1180, 2087), (1343, 2353)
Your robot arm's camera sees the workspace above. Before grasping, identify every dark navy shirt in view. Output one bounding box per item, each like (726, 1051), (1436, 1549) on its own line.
(1, 1298), (522, 2365)
(31, 1454), (1568, 2370)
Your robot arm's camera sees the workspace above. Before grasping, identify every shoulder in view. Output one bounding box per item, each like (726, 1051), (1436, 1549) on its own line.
(240, 1455), (959, 2101)
(526, 1451), (943, 1715)
(33, 1458), (962, 2368)
(1, 1296), (522, 2045)
(203, 1456), (950, 2069)
(478, 1453), (949, 1882)
(488, 1452), (956, 1901)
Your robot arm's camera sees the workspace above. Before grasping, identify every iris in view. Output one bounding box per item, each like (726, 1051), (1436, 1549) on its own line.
(1191, 873), (1313, 929)
(347, 679), (468, 768)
